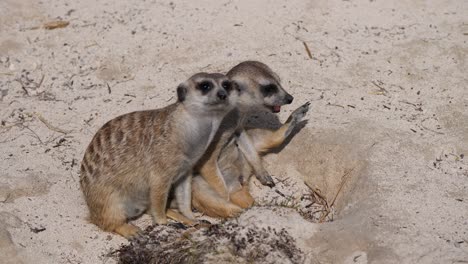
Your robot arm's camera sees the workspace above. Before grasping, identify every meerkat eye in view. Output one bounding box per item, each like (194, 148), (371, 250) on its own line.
(261, 84), (278, 96)
(222, 81), (232, 91)
(198, 81), (212, 94)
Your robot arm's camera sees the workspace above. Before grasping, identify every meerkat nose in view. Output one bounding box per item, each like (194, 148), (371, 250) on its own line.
(285, 94), (294, 104)
(217, 90), (227, 100)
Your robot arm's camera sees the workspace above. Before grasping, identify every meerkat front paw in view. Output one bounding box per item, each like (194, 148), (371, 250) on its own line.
(256, 172), (275, 188)
(288, 102), (310, 124)
(283, 102), (310, 138)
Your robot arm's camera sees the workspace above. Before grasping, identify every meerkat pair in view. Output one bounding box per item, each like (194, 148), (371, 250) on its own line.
(189, 61), (310, 219)
(80, 73), (238, 238)
(80, 61), (309, 238)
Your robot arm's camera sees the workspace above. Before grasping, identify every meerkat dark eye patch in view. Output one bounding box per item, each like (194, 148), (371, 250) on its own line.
(177, 84), (187, 102)
(197, 81), (213, 94)
(221, 81), (232, 92)
(260, 84), (278, 97)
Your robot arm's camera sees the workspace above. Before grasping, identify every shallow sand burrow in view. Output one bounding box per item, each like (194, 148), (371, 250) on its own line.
(253, 124), (370, 219)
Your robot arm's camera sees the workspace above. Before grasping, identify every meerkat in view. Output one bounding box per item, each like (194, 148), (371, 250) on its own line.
(79, 72), (236, 238)
(192, 102), (310, 218)
(190, 61), (309, 218)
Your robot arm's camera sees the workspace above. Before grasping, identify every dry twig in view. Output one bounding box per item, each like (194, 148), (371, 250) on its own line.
(30, 112), (72, 134)
(24, 20), (70, 30)
(302, 41), (313, 59)
(370, 81), (388, 95)
(43, 21), (70, 30)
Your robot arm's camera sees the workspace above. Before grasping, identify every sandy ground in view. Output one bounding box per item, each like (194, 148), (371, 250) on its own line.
(1, 0), (467, 263)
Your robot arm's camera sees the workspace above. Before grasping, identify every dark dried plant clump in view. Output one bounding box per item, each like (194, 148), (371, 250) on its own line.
(114, 222), (304, 264)
(258, 177), (335, 223)
(298, 184), (335, 223)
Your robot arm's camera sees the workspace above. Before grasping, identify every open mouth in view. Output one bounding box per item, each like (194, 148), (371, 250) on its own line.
(266, 105), (282, 113)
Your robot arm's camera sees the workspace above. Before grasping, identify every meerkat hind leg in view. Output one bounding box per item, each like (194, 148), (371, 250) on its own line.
(230, 185), (255, 209)
(199, 158), (230, 200)
(91, 192), (142, 239)
(192, 176), (243, 218)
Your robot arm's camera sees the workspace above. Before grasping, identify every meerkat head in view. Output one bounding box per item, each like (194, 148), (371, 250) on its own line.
(227, 61), (294, 113)
(176, 72), (237, 115)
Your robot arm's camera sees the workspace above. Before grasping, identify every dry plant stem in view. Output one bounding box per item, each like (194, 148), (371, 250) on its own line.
(37, 74), (45, 89)
(326, 103), (345, 108)
(304, 181), (331, 222)
(330, 167), (355, 208)
(302, 41), (313, 59)
(43, 21), (70, 30)
(31, 112), (72, 134)
(321, 166), (356, 223)
(21, 125), (44, 145)
(303, 165), (356, 223)
(371, 81), (388, 95)
(23, 21), (70, 31)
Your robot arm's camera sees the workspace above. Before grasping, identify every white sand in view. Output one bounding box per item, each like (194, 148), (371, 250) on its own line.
(1, 0), (467, 263)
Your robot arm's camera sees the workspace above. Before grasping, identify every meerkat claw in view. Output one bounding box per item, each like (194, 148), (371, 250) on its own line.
(257, 174), (275, 187)
(286, 102), (310, 126)
(295, 102), (310, 116)
(266, 180), (276, 188)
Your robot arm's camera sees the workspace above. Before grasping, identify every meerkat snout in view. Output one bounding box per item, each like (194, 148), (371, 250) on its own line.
(227, 61), (295, 113)
(217, 89), (228, 100)
(285, 93), (294, 104)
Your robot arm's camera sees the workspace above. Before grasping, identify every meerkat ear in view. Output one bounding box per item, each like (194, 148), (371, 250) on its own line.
(177, 83), (188, 102)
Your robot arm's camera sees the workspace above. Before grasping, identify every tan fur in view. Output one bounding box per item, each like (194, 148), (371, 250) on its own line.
(248, 125), (292, 153)
(191, 176), (243, 218)
(191, 61), (309, 218)
(80, 72), (236, 238)
(193, 106), (309, 218)
(166, 209), (196, 226)
(229, 186), (255, 209)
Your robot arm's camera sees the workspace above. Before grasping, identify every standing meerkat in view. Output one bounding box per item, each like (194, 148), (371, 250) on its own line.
(190, 61), (309, 218)
(79, 72), (236, 238)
